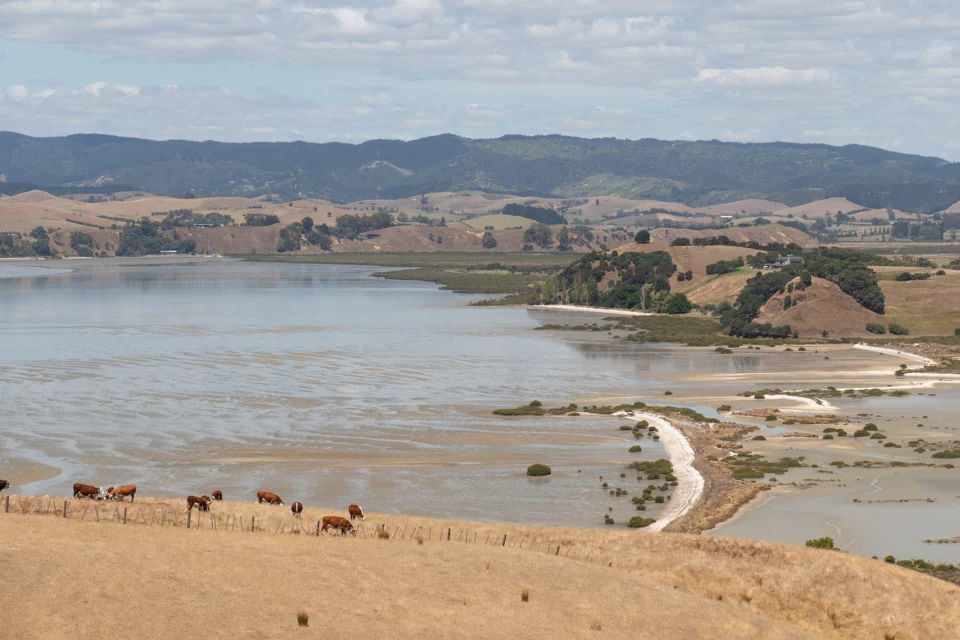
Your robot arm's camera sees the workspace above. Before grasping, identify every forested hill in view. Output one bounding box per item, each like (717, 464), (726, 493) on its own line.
(1, 131), (959, 212)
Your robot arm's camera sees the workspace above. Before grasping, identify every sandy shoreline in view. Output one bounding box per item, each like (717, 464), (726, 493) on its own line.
(621, 411), (705, 532)
(534, 304), (655, 317)
(853, 343), (937, 366)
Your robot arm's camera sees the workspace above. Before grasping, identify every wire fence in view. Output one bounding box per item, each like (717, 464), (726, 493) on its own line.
(1, 494), (590, 560)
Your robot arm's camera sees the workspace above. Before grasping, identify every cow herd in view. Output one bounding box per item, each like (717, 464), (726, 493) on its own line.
(60, 480), (366, 535)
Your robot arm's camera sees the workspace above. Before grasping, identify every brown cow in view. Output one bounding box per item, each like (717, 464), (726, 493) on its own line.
(321, 515), (355, 536)
(348, 504), (365, 520)
(106, 484), (137, 502)
(256, 490), (283, 505)
(291, 501), (303, 518)
(73, 483), (104, 500)
(211, 490), (223, 501)
(0, 479), (8, 493)
(187, 495), (210, 512)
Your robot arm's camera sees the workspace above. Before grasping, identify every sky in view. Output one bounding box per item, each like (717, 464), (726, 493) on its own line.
(0, 0), (958, 158)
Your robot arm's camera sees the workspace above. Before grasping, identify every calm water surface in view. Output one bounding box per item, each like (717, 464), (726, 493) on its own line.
(2, 258), (957, 548)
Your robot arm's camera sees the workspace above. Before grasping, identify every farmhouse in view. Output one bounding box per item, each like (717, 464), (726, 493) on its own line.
(762, 254), (805, 270)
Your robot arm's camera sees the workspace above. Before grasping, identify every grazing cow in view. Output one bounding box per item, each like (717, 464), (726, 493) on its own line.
(73, 483), (103, 500)
(187, 495), (210, 512)
(256, 490), (283, 505)
(211, 490), (223, 501)
(348, 504), (365, 520)
(106, 484), (137, 502)
(0, 479), (8, 493)
(291, 501), (303, 518)
(321, 515), (355, 536)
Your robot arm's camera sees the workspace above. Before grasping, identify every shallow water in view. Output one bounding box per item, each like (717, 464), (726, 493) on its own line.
(1, 258), (957, 554)
(1, 259), (694, 527)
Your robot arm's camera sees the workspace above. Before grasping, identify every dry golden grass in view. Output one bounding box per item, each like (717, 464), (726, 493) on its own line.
(758, 276), (883, 338)
(881, 270), (960, 336)
(2, 496), (957, 639)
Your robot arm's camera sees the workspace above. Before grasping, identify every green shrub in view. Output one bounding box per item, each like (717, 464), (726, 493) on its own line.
(654, 496), (665, 504)
(753, 435), (767, 441)
(932, 450), (960, 459)
(628, 445), (642, 453)
(495, 401), (547, 416)
(717, 404), (732, 412)
(526, 464), (552, 476)
(865, 323), (886, 334)
(888, 323), (910, 335)
(765, 415), (777, 421)
(619, 425), (634, 431)
(627, 517), (655, 528)
(864, 423), (878, 431)
(823, 434), (834, 440)
(805, 536), (835, 550)
(603, 514), (614, 525)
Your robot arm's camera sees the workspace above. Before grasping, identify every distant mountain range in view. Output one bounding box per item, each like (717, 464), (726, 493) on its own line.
(1, 131), (959, 213)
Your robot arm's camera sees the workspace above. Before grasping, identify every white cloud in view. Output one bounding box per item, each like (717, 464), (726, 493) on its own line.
(0, 1), (957, 156)
(696, 66), (834, 88)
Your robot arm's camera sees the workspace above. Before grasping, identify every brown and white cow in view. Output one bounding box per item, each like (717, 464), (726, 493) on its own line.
(106, 484), (137, 502)
(291, 501), (303, 518)
(211, 490), (223, 501)
(256, 490), (283, 505)
(73, 483), (104, 500)
(0, 479), (8, 493)
(321, 515), (355, 536)
(348, 504), (365, 520)
(187, 495), (210, 512)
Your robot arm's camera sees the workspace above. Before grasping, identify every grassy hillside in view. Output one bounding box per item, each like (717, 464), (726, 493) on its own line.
(2, 131), (959, 211)
(2, 498), (958, 639)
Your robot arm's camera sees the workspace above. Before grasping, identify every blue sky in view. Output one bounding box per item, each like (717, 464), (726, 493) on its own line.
(0, 1), (957, 158)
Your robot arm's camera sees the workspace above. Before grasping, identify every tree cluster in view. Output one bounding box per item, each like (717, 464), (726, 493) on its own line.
(116, 219), (196, 256)
(502, 203), (566, 225)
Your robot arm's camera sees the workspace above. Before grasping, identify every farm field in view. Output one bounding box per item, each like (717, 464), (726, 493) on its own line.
(1, 497), (957, 640)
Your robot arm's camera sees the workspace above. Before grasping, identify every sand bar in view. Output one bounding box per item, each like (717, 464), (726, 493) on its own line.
(617, 411), (705, 532)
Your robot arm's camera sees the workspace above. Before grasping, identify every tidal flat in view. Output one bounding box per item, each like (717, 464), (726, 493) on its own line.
(0, 257), (957, 561)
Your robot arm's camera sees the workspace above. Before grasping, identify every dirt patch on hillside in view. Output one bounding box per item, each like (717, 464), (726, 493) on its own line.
(757, 276), (882, 338)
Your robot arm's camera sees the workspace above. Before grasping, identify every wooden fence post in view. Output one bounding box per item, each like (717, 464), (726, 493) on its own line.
(447, 527), (451, 541)
(316, 521), (321, 537)
(187, 509), (192, 529)
(123, 508), (127, 525)
(251, 515), (255, 532)
(502, 534), (507, 547)
(63, 501), (68, 518)
(5, 495), (9, 513)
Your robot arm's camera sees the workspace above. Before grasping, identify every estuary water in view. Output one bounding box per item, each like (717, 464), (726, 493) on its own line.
(2, 257), (955, 547)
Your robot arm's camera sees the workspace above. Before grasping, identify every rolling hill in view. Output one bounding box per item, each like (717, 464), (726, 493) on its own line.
(2, 131), (960, 212)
